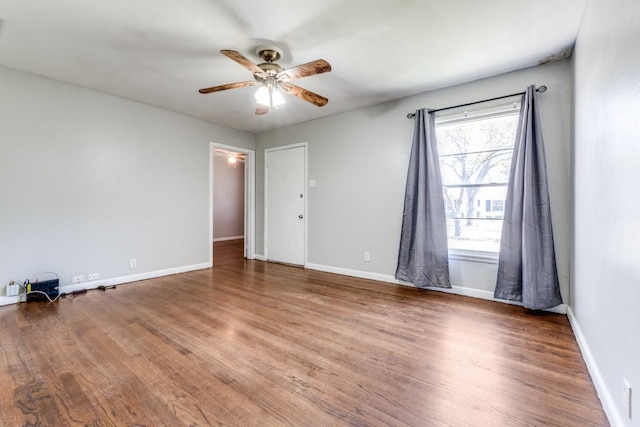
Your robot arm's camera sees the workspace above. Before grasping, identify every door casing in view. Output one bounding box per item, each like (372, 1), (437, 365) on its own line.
(210, 142), (256, 266)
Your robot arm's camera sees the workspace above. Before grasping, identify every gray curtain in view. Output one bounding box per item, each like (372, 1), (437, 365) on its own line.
(396, 109), (451, 288)
(494, 85), (562, 310)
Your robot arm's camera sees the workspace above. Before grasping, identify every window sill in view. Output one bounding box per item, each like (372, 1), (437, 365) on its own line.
(449, 249), (499, 264)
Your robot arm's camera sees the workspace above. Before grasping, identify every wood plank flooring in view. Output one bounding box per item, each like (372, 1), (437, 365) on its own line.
(0, 240), (608, 426)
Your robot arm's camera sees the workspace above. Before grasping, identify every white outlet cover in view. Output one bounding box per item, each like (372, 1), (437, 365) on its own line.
(6, 284), (20, 297)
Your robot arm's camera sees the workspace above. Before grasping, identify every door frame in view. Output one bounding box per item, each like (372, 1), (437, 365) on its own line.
(210, 142), (256, 266)
(264, 142), (308, 266)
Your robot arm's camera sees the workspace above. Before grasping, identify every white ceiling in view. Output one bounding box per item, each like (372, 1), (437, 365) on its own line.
(0, 0), (585, 133)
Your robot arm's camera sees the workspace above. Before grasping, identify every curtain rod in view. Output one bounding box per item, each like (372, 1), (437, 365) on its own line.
(406, 85), (547, 119)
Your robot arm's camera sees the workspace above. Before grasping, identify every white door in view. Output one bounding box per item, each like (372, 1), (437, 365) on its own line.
(266, 145), (305, 265)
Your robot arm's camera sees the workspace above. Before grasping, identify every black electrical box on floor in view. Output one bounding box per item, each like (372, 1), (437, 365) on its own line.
(26, 279), (59, 302)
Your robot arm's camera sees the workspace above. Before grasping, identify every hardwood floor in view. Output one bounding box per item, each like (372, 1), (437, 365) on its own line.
(0, 240), (607, 426)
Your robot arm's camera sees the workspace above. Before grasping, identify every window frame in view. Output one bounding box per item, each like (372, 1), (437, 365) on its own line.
(434, 101), (521, 264)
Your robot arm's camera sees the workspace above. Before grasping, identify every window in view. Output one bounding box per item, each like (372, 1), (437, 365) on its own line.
(490, 200), (504, 212)
(435, 104), (520, 256)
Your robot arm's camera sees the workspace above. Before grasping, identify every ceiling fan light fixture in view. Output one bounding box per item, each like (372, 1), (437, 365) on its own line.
(255, 84), (286, 108)
(255, 85), (271, 106)
(271, 88), (286, 108)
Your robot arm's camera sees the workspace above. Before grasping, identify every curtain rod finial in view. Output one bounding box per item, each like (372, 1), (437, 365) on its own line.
(537, 85), (547, 93)
(407, 113), (415, 119)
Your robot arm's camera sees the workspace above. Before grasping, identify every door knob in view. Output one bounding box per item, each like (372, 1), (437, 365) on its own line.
(298, 214), (304, 219)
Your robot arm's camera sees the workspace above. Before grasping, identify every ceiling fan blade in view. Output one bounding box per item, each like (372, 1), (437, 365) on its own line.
(255, 104), (270, 115)
(280, 83), (328, 107)
(277, 59), (331, 81)
(221, 50), (264, 75)
(199, 81), (256, 94)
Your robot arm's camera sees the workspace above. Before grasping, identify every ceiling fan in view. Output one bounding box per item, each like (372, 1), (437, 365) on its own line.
(199, 46), (331, 115)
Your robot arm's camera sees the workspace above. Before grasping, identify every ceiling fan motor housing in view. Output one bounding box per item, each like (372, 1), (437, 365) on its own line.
(255, 62), (283, 77)
(256, 45), (283, 63)
(254, 46), (285, 83)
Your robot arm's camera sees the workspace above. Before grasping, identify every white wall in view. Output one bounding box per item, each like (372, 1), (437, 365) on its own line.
(0, 65), (254, 300)
(572, 0), (640, 425)
(213, 157), (244, 240)
(255, 60), (572, 304)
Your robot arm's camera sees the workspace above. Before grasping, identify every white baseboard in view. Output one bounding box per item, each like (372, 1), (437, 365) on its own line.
(253, 254), (267, 261)
(59, 262), (211, 294)
(304, 262), (567, 314)
(25, 262), (211, 302)
(1, 262), (211, 307)
(0, 295), (23, 307)
(213, 235), (244, 242)
(567, 307), (619, 427)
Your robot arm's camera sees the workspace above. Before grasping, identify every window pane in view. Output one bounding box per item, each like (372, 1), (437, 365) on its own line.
(436, 114), (518, 186)
(436, 114), (518, 156)
(439, 150), (512, 186)
(436, 111), (518, 254)
(443, 185), (507, 220)
(446, 219), (502, 253)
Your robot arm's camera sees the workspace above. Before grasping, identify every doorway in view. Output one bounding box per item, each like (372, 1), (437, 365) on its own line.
(210, 142), (255, 267)
(265, 143), (306, 266)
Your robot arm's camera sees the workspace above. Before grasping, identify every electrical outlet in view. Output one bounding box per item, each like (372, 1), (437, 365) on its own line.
(87, 273), (100, 281)
(129, 258), (137, 269)
(364, 251), (371, 262)
(624, 378), (633, 419)
(71, 275), (85, 284)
